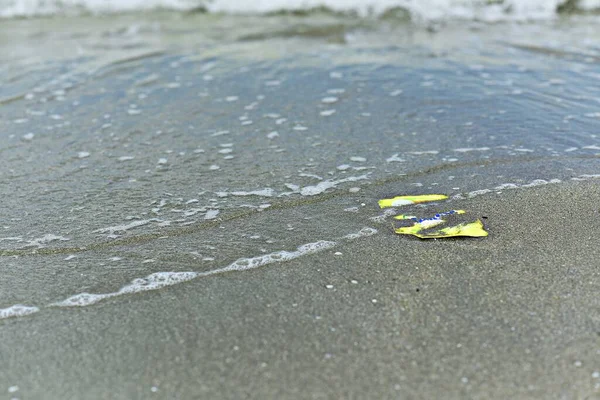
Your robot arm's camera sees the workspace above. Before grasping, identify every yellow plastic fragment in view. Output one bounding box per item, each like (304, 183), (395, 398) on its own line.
(395, 219), (488, 239)
(439, 220), (488, 237)
(378, 194), (448, 208)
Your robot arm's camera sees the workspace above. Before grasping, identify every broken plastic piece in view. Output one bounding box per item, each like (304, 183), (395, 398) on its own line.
(378, 194), (448, 208)
(396, 219), (487, 239)
(394, 210), (488, 239)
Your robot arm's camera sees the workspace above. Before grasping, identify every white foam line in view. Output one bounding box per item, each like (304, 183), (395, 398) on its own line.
(52, 240), (337, 308)
(450, 175), (600, 201)
(300, 174), (370, 196)
(208, 240), (336, 276)
(230, 188), (275, 197)
(23, 234), (70, 248)
(93, 219), (160, 235)
(217, 188), (276, 197)
(183, 207), (207, 217)
(204, 209), (220, 220)
(369, 208), (398, 223)
(521, 179), (561, 188)
(0, 237), (22, 242)
(0, 0), (595, 22)
(343, 227), (378, 240)
(51, 272), (199, 307)
(0, 304), (40, 320)
(466, 189), (493, 198)
(408, 150), (439, 155)
(571, 174), (600, 181)
(386, 153), (405, 163)
(50, 226), (380, 309)
(452, 178), (562, 200)
(453, 147), (490, 152)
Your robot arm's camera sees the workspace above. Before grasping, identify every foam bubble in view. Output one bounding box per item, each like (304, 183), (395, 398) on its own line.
(583, 145), (600, 150)
(216, 240), (336, 274)
(53, 272), (199, 307)
(300, 174), (369, 196)
(0, 237), (22, 242)
(467, 189), (492, 198)
(94, 219), (158, 235)
(453, 147), (490, 152)
(231, 188), (275, 197)
(370, 208), (398, 223)
(522, 179), (558, 187)
(494, 183), (519, 190)
(572, 174), (600, 181)
(0, 304), (40, 320)
(343, 227), (378, 240)
(386, 153), (406, 163)
(23, 234), (70, 248)
(205, 209), (220, 220)
(408, 150), (439, 155)
(454, 178), (565, 200)
(299, 173), (322, 180)
(53, 292), (110, 307)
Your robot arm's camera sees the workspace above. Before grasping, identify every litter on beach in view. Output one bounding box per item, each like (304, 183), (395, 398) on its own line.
(394, 212), (488, 239)
(379, 194), (488, 239)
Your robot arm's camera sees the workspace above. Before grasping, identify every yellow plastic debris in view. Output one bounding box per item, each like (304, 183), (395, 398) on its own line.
(393, 209), (488, 239)
(396, 220), (488, 239)
(378, 194), (448, 208)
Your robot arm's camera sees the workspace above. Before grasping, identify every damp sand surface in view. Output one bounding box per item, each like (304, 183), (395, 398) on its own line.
(2, 11), (600, 400)
(1, 180), (600, 399)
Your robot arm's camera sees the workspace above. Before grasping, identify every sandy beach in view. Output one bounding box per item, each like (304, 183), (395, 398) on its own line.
(2, 5), (600, 399)
(1, 179), (599, 399)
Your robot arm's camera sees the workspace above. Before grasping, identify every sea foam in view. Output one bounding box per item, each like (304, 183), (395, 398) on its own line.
(52, 240), (337, 307)
(2, 0), (596, 21)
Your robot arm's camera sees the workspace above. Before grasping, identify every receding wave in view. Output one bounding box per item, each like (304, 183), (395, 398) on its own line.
(1, 0), (599, 21)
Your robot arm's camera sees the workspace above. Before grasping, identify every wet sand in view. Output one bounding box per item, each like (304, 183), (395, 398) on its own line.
(2, 179), (600, 399)
(3, 12), (600, 400)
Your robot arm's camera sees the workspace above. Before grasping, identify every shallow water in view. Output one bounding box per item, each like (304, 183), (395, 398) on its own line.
(1, 11), (600, 315)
